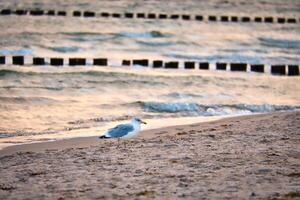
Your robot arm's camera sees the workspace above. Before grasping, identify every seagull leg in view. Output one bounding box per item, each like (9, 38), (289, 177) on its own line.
(117, 138), (120, 148)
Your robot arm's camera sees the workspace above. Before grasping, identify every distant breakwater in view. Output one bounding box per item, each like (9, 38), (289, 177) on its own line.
(0, 8), (299, 25)
(0, 55), (299, 76)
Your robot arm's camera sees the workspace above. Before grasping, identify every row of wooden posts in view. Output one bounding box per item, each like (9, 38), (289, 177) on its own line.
(0, 56), (299, 76)
(0, 9), (299, 24)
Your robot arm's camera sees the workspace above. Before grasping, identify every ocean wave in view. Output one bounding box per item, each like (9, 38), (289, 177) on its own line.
(0, 133), (13, 138)
(137, 41), (174, 47)
(87, 79), (166, 86)
(61, 32), (101, 36)
(0, 70), (22, 77)
(164, 92), (204, 99)
(61, 32), (117, 42)
(0, 69), (126, 77)
(62, 31), (168, 40)
(164, 52), (262, 63)
(138, 101), (298, 115)
(234, 104), (296, 112)
(47, 46), (81, 53)
(115, 31), (168, 39)
(0, 70), (167, 84)
(0, 86), (65, 91)
(259, 37), (300, 50)
(141, 101), (201, 113)
(0, 48), (33, 55)
(0, 96), (61, 104)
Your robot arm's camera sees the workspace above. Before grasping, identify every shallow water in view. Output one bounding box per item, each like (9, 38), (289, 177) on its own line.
(0, 0), (299, 148)
(0, 67), (299, 138)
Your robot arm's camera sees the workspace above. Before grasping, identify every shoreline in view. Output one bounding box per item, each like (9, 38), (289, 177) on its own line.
(0, 114), (231, 156)
(0, 111), (296, 156)
(0, 115), (227, 152)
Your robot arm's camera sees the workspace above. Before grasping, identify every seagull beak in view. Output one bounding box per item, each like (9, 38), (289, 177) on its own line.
(141, 120), (147, 124)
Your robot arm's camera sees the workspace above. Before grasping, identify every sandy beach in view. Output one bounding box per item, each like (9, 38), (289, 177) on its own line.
(0, 111), (299, 199)
(0, 0), (300, 199)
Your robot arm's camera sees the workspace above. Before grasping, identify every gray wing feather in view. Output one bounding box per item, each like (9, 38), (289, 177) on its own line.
(107, 124), (134, 138)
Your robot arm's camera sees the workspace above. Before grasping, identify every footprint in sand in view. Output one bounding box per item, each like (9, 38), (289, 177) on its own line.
(177, 132), (188, 136)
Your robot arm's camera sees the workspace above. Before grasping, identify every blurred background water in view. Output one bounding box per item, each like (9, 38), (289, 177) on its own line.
(0, 0), (299, 146)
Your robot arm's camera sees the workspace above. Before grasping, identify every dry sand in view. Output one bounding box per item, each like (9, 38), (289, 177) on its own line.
(0, 111), (300, 199)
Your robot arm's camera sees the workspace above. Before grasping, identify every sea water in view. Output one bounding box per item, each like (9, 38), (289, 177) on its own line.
(0, 0), (299, 148)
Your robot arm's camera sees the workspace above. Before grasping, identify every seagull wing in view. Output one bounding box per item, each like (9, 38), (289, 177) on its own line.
(106, 123), (134, 138)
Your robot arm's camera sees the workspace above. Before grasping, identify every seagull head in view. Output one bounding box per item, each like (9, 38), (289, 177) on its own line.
(132, 117), (147, 124)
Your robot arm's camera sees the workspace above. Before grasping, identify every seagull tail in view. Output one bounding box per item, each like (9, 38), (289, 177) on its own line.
(99, 135), (110, 139)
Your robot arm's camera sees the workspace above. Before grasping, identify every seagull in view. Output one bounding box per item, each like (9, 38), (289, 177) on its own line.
(99, 117), (147, 139)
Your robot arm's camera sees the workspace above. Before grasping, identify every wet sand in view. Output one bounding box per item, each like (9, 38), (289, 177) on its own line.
(0, 111), (300, 199)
